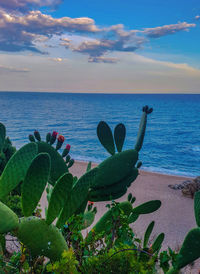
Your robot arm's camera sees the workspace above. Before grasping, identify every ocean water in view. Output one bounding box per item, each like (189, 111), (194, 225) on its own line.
(0, 92), (199, 177)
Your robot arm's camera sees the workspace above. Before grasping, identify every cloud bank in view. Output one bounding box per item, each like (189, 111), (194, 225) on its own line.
(0, 1), (196, 63)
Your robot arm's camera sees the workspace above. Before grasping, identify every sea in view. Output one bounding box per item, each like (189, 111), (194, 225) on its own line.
(0, 92), (199, 178)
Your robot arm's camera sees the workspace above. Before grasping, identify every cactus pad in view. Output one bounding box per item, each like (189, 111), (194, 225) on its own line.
(132, 200), (161, 215)
(114, 123), (126, 152)
(97, 121), (115, 155)
(17, 217), (68, 260)
(22, 153), (51, 216)
(0, 201), (19, 233)
(91, 149), (138, 189)
(151, 233), (165, 252)
(37, 142), (68, 186)
(56, 168), (98, 228)
(46, 173), (73, 225)
(143, 221), (155, 248)
(0, 143), (37, 199)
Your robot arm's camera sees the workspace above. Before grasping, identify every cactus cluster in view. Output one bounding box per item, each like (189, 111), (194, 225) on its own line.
(0, 106), (154, 261)
(58, 106), (153, 227)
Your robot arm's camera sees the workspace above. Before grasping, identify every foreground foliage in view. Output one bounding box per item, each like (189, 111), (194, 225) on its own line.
(0, 106), (199, 273)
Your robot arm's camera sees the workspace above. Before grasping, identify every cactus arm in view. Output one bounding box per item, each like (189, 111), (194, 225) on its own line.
(114, 123), (126, 152)
(0, 143), (37, 199)
(97, 121), (115, 155)
(21, 153), (51, 217)
(134, 106), (153, 152)
(0, 123), (6, 151)
(81, 210), (96, 230)
(46, 173), (73, 225)
(0, 201), (19, 233)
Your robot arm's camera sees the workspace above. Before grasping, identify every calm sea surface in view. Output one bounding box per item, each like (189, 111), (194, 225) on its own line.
(0, 92), (199, 177)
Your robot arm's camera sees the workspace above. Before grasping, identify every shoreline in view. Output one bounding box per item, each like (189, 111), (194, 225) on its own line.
(71, 160), (194, 180)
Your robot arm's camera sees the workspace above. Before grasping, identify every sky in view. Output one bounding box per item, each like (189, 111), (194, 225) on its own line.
(0, 0), (200, 93)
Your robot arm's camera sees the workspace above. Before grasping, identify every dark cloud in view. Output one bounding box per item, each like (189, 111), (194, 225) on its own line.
(143, 22), (195, 38)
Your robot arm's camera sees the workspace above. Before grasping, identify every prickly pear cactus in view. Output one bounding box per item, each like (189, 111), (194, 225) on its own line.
(57, 106), (153, 224)
(28, 131), (74, 185)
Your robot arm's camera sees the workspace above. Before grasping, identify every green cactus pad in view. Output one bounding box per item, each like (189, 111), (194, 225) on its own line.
(86, 161), (92, 172)
(37, 142), (68, 186)
(56, 168), (98, 228)
(0, 201), (19, 233)
(97, 121), (115, 155)
(89, 168), (138, 201)
(151, 233), (165, 252)
(0, 123), (6, 151)
(194, 191), (200, 226)
(86, 201), (132, 242)
(46, 173), (73, 225)
(132, 200), (161, 215)
(0, 143), (37, 199)
(91, 149), (138, 189)
(175, 228), (200, 269)
(17, 217), (68, 261)
(114, 123), (126, 152)
(82, 211), (96, 229)
(143, 221), (155, 248)
(22, 153), (50, 217)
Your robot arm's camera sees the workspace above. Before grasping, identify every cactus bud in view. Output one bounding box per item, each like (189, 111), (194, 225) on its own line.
(56, 135), (65, 150)
(68, 158), (74, 168)
(50, 131), (58, 145)
(29, 134), (35, 142)
(46, 132), (51, 143)
(34, 130), (41, 142)
(65, 155), (71, 163)
(62, 144), (71, 157)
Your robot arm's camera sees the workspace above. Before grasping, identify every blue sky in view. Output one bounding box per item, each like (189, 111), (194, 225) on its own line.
(0, 0), (199, 93)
